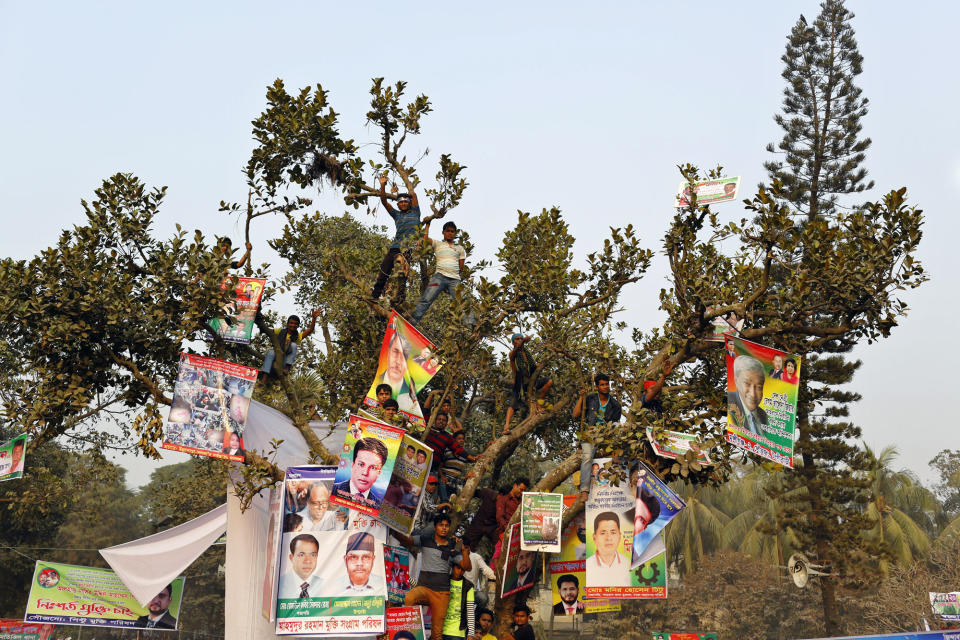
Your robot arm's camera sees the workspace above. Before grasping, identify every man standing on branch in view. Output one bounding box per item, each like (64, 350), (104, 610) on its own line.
(411, 220), (469, 324)
(503, 334), (553, 435)
(572, 373), (622, 501)
(371, 174), (421, 305)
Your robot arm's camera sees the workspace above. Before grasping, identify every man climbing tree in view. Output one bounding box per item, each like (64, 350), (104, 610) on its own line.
(371, 173), (421, 306)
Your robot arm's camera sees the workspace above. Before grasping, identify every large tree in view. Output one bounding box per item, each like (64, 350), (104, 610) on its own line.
(0, 73), (925, 635)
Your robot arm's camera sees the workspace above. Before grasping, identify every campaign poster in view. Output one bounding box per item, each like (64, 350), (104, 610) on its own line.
(0, 434), (27, 481)
(554, 498), (620, 614)
(207, 277), (267, 344)
(0, 619), (54, 640)
(378, 434), (434, 534)
(162, 353), (257, 462)
(282, 466), (340, 535)
(703, 306), (744, 342)
(646, 428), (712, 465)
(520, 492), (563, 552)
(330, 415), (404, 517)
(930, 592), (960, 620)
(23, 562), (185, 629)
(386, 606), (425, 640)
(261, 485), (284, 621)
(274, 529), (386, 636)
(652, 634), (718, 640)
(631, 461), (685, 567)
(549, 561), (585, 616)
(500, 523), (537, 598)
(584, 458), (649, 598)
(725, 336), (801, 468)
(675, 176), (740, 208)
(383, 545), (412, 605)
(362, 310), (441, 428)
(629, 533), (668, 599)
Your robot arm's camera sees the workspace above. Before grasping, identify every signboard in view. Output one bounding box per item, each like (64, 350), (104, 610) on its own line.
(23, 562), (184, 630)
(163, 353), (257, 462)
(520, 492), (563, 552)
(646, 428), (712, 465)
(386, 606), (425, 640)
(675, 176), (741, 208)
(725, 337), (800, 468)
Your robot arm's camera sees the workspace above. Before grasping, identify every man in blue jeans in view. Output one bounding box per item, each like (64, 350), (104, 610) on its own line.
(371, 174), (421, 305)
(411, 220), (470, 324)
(572, 373), (622, 501)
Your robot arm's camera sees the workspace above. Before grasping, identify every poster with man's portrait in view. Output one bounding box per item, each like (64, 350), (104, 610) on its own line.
(378, 434), (434, 535)
(0, 433), (28, 481)
(162, 353), (256, 463)
(330, 415), (404, 517)
(274, 530), (386, 636)
(630, 461), (685, 568)
(500, 523), (537, 598)
(362, 310), (441, 428)
(725, 336), (801, 468)
(383, 544), (412, 604)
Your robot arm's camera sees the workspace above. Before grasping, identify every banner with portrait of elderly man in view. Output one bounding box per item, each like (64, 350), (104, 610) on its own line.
(274, 530), (386, 636)
(330, 415), (404, 518)
(363, 310), (441, 428)
(725, 337), (801, 468)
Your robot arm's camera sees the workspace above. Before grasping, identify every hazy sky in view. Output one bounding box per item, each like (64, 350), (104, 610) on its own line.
(2, 2), (957, 488)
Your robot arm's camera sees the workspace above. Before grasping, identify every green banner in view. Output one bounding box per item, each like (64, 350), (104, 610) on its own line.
(23, 561), (184, 629)
(520, 492), (563, 552)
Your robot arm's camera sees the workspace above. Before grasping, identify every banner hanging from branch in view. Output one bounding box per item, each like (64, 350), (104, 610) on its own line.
(207, 277), (266, 344)
(631, 461), (685, 568)
(162, 353), (257, 462)
(725, 337), (801, 468)
(675, 176), (741, 208)
(0, 434), (27, 482)
(330, 415), (404, 518)
(363, 310), (441, 428)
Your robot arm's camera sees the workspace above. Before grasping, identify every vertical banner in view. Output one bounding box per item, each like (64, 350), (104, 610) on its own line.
(378, 434), (434, 534)
(261, 485), (284, 621)
(363, 310), (442, 428)
(207, 277), (267, 344)
(23, 562), (184, 629)
(631, 462), (685, 568)
(549, 562), (585, 616)
(275, 530), (386, 636)
(554, 496), (619, 613)
(725, 337), (801, 468)
(646, 428), (712, 465)
(330, 415), (404, 517)
(675, 176), (741, 208)
(500, 523), (537, 597)
(585, 458), (662, 599)
(386, 606), (425, 640)
(383, 545), (412, 605)
(0, 434), (27, 481)
(0, 619), (54, 640)
(162, 353), (257, 462)
(628, 533), (667, 598)
(520, 492), (563, 552)
(930, 592), (960, 620)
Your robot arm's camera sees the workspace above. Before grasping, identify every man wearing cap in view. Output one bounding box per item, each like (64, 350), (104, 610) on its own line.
(334, 532), (385, 596)
(371, 174), (421, 304)
(411, 219), (470, 324)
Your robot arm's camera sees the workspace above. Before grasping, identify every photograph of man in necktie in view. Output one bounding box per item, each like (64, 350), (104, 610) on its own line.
(552, 574), (585, 615)
(727, 355), (770, 436)
(278, 533), (321, 599)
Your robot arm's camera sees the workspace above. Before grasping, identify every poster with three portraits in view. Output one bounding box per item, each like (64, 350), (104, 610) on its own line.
(724, 336), (801, 468)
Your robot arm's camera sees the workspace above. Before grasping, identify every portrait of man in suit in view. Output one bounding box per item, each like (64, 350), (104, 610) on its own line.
(135, 584), (178, 629)
(278, 534), (322, 599)
(332, 437), (389, 507)
(504, 549), (537, 593)
(552, 574), (584, 615)
(726, 354), (769, 436)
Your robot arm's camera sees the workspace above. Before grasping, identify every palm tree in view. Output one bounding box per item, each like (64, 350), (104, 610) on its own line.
(861, 443), (938, 567)
(665, 480), (731, 575)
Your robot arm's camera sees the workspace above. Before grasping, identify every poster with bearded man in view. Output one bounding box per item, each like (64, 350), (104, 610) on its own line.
(362, 310), (441, 427)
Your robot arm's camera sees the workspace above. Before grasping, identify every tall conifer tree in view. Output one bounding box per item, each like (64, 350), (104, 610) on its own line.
(764, 1), (882, 634)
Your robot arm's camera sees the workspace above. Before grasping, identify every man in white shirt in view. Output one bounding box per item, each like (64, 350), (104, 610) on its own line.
(278, 534), (323, 599)
(463, 550), (497, 608)
(411, 221), (471, 324)
(297, 483), (338, 532)
(586, 512), (629, 587)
